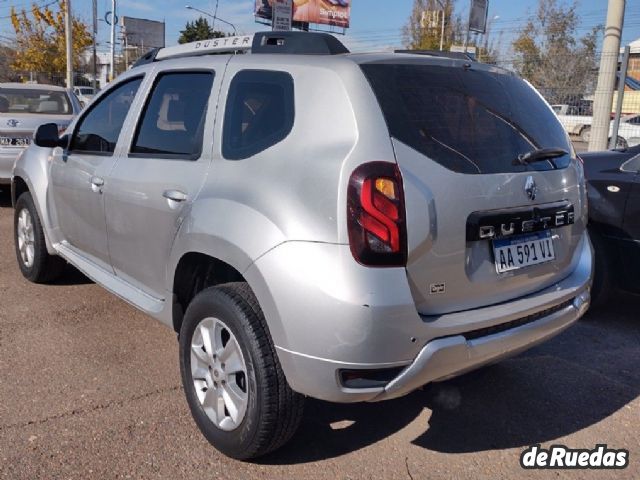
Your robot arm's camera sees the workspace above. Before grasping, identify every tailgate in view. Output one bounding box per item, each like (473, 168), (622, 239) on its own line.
(360, 59), (588, 315)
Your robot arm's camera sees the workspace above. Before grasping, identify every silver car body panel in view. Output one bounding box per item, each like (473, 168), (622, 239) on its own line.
(13, 50), (592, 403)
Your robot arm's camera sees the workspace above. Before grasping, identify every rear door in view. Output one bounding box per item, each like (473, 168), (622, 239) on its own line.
(104, 68), (218, 299)
(361, 60), (587, 315)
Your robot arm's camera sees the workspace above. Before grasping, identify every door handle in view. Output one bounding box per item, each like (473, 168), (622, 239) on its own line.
(90, 176), (104, 193)
(163, 190), (188, 203)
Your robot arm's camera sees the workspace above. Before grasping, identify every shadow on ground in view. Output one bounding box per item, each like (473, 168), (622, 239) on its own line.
(260, 295), (639, 464)
(51, 264), (94, 286)
(0, 187), (11, 208)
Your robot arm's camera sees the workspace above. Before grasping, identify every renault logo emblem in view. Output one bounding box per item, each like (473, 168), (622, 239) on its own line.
(6, 119), (20, 128)
(525, 176), (537, 201)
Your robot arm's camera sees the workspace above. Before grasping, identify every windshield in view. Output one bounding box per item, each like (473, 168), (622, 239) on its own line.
(0, 88), (73, 115)
(360, 62), (573, 174)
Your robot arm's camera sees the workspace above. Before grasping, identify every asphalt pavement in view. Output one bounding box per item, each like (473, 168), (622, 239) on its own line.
(0, 187), (638, 480)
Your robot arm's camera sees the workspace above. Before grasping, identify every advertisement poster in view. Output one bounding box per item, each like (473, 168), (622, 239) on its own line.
(272, 0), (293, 31)
(255, 0), (351, 29)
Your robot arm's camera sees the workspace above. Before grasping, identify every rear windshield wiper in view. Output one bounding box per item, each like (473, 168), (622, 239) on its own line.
(513, 147), (568, 166)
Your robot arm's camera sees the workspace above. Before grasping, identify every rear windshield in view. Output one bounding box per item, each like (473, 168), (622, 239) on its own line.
(0, 88), (73, 115)
(360, 62), (572, 174)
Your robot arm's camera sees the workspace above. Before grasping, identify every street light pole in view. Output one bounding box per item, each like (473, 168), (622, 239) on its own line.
(109, 0), (116, 82)
(434, 0), (446, 51)
(92, 0), (97, 91)
(64, 0), (73, 88)
(185, 4), (237, 35)
(589, 0), (626, 151)
(212, 0), (219, 31)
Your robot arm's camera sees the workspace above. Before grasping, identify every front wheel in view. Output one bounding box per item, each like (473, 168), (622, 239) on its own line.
(179, 282), (304, 460)
(14, 192), (65, 283)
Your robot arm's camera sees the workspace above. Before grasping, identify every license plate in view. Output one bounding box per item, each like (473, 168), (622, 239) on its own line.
(0, 136), (31, 147)
(493, 231), (555, 274)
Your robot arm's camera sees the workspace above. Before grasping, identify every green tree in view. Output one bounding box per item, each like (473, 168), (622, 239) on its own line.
(178, 17), (227, 44)
(10, 1), (92, 76)
(512, 0), (601, 104)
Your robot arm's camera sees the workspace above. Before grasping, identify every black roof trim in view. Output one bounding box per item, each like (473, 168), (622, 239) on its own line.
(251, 31), (349, 55)
(132, 48), (160, 67)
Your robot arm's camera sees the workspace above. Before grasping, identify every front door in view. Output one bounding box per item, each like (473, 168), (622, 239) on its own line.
(104, 69), (217, 298)
(50, 77), (144, 270)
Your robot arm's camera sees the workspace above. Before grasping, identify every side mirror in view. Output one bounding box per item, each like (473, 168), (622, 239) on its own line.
(34, 123), (65, 148)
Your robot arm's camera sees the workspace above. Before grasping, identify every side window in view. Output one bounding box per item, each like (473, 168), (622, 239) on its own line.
(70, 77), (143, 154)
(223, 70), (294, 160)
(131, 71), (214, 159)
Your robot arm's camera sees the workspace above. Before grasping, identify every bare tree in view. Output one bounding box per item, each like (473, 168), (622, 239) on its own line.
(512, 0), (601, 105)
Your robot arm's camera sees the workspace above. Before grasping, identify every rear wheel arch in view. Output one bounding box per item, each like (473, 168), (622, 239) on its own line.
(172, 252), (247, 334)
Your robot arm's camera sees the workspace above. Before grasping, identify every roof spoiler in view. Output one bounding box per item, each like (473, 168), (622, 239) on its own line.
(394, 49), (476, 61)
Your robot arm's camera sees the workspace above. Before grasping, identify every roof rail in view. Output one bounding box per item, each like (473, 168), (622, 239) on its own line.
(132, 31), (349, 67)
(394, 49), (476, 61)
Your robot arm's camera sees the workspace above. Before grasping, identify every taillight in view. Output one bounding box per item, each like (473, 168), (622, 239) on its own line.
(347, 162), (407, 267)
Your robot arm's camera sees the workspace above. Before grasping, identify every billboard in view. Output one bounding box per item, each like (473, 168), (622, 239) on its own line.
(120, 17), (166, 49)
(272, 0), (293, 31)
(255, 0), (351, 29)
(468, 0), (489, 34)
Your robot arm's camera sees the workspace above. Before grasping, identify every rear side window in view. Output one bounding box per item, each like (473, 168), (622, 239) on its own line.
(70, 77), (142, 154)
(222, 70), (294, 160)
(131, 71), (214, 159)
(360, 63), (573, 174)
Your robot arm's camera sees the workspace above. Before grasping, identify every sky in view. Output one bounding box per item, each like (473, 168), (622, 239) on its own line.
(0, 0), (639, 56)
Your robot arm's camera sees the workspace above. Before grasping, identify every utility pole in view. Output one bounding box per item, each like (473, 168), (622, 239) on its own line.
(109, 0), (116, 82)
(65, 0), (73, 88)
(434, 0), (446, 51)
(92, 0), (97, 91)
(610, 45), (630, 149)
(589, 0), (626, 151)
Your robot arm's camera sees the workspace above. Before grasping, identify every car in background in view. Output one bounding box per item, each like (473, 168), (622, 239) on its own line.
(73, 86), (96, 107)
(0, 83), (81, 183)
(617, 114), (640, 149)
(582, 144), (640, 305)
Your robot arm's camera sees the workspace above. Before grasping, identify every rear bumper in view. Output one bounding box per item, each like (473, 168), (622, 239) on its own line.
(373, 289), (588, 401)
(249, 232), (592, 403)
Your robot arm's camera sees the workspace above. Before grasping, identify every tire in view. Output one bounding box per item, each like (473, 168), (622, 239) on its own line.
(179, 282), (304, 460)
(589, 229), (613, 310)
(14, 192), (66, 283)
(580, 126), (591, 143)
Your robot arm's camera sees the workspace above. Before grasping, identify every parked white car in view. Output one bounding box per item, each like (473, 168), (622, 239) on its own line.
(73, 86), (96, 107)
(617, 114), (640, 148)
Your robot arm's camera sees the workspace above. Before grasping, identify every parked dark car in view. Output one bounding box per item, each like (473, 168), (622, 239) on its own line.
(582, 144), (640, 305)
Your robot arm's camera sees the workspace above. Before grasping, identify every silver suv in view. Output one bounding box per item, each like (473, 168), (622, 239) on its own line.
(12, 32), (592, 459)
